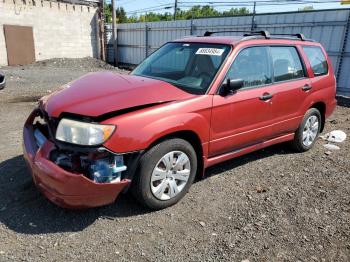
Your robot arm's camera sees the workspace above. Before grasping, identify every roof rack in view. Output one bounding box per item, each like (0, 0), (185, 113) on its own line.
(203, 30), (307, 41)
(269, 33), (306, 41)
(203, 30), (270, 38)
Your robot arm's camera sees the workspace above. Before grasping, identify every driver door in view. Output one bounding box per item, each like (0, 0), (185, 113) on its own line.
(209, 46), (275, 157)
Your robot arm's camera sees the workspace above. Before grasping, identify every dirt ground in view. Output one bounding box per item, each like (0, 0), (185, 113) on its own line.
(0, 58), (349, 262)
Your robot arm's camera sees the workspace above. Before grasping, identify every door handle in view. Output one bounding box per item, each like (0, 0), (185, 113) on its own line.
(302, 84), (312, 91)
(259, 93), (273, 101)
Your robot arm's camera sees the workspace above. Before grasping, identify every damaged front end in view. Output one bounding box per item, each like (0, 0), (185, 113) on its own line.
(23, 108), (141, 209)
(52, 149), (127, 184)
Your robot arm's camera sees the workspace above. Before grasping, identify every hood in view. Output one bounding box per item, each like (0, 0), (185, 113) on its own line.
(41, 72), (194, 118)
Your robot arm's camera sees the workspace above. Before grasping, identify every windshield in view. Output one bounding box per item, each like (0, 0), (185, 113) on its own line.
(132, 42), (231, 94)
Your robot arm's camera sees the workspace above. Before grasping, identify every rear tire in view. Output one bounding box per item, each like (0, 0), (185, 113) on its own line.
(290, 108), (321, 152)
(131, 138), (197, 210)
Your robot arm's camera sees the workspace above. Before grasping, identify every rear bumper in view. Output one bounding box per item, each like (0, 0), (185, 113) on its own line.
(23, 109), (131, 209)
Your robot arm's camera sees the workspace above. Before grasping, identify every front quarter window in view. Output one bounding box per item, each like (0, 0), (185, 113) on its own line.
(132, 42), (230, 94)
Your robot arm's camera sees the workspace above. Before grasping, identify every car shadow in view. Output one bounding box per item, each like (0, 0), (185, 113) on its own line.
(337, 96), (350, 108)
(0, 143), (294, 235)
(0, 155), (149, 235)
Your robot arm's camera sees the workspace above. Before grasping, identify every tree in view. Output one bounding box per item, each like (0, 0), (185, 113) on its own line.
(116, 7), (128, 23)
(104, 3), (251, 24)
(176, 5), (220, 20)
(104, 1), (112, 23)
(223, 7), (250, 16)
(298, 6), (314, 11)
(103, 3), (128, 23)
(139, 12), (172, 22)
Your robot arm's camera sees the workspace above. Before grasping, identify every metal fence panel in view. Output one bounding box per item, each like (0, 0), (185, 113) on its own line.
(106, 9), (350, 96)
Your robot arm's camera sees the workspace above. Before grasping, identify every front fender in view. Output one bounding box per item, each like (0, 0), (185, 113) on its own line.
(102, 109), (211, 153)
(141, 113), (210, 147)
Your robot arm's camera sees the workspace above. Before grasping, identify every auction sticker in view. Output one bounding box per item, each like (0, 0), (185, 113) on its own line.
(196, 48), (224, 56)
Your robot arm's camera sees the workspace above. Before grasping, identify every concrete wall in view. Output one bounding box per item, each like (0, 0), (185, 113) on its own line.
(0, 0), (100, 66)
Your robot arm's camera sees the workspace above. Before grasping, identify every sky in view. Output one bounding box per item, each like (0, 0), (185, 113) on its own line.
(113, 0), (350, 16)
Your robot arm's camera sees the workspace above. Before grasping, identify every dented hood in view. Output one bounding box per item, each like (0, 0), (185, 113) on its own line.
(41, 72), (194, 118)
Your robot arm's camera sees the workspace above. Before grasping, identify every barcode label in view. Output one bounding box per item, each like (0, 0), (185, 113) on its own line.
(195, 48), (225, 56)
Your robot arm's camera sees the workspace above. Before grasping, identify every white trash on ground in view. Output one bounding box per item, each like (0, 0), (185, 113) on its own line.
(323, 143), (340, 150)
(320, 130), (347, 143)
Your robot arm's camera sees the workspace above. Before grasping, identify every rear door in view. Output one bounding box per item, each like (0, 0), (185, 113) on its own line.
(209, 46), (275, 157)
(268, 46), (312, 137)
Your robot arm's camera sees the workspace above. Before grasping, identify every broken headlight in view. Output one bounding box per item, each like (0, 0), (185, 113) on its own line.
(55, 118), (115, 146)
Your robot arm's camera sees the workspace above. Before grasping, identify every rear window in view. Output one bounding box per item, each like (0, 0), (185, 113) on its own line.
(270, 46), (305, 82)
(303, 46), (328, 76)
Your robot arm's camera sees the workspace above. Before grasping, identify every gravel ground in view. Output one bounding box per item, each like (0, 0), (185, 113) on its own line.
(0, 58), (349, 262)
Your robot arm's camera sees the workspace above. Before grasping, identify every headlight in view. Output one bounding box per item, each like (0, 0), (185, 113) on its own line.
(56, 118), (115, 146)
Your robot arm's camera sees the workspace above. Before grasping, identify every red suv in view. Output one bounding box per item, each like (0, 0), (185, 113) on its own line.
(23, 31), (336, 210)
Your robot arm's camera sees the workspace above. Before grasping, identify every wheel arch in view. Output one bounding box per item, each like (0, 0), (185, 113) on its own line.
(310, 101), (326, 132)
(147, 130), (205, 179)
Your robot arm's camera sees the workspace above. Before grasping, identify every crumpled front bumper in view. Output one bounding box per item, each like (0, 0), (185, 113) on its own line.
(23, 109), (131, 209)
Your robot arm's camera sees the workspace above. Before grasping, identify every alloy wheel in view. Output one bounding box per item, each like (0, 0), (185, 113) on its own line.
(302, 115), (319, 147)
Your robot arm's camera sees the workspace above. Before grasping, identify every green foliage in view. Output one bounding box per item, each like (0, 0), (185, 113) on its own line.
(104, 2), (250, 24)
(104, 4), (128, 23)
(116, 7), (128, 23)
(139, 12), (173, 22)
(223, 7), (250, 16)
(104, 2), (112, 23)
(298, 5), (314, 11)
(176, 5), (221, 20)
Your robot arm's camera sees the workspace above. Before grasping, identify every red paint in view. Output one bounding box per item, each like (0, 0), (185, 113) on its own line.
(206, 133), (295, 167)
(41, 72), (194, 118)
(23, 36), (337, 209)
(23, 110), (130, 208)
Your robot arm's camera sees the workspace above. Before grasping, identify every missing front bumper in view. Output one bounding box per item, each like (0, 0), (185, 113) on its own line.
(23, 109), (135, 209)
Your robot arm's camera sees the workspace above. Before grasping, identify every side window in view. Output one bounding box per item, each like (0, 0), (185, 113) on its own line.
(226, 46), (272, 89)
(270, 46), (305, 82)
(303, 46), (328, 76)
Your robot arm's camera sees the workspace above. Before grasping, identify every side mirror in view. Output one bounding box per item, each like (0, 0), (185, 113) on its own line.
(219, 78), (244, 96)
(0, 74), (5, 90)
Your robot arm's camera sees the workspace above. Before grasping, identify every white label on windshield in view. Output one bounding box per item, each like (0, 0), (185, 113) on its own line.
(196, 48), (224, 56)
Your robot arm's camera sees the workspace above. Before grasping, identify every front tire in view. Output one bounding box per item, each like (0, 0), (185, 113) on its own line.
(132, 138), (197, 210)
(291, 108), (321, 152)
